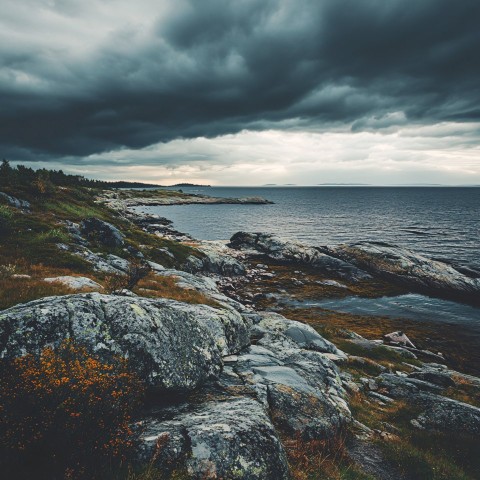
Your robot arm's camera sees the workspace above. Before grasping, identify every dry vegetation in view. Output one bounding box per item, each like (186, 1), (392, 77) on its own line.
(0, 340), (144, 479)
(133, 273), (220, 307)
(284, 433), (375, 480)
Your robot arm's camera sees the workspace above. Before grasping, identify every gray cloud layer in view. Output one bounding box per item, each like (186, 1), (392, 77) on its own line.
(1, 0), (480, 161)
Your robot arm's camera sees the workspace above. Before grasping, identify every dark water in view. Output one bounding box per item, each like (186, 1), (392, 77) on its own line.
(286, 293), (480, 338)
(137, 186), (480, 270)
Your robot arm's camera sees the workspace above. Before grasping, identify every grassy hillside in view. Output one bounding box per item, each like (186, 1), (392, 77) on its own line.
(0, 164), (203, 310)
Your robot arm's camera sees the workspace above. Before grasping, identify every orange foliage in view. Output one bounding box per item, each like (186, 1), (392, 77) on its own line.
(0, 340), (145, 479)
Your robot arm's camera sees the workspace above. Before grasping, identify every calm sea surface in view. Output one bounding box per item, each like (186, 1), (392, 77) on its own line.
(136, 187), (480, 271)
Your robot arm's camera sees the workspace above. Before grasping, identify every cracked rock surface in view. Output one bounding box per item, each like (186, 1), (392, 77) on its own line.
(0, 293), (249, 390)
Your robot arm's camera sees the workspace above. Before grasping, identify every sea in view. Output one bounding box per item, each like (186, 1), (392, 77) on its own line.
(136, 186), (480, 349)
(136, 186), (480, 271)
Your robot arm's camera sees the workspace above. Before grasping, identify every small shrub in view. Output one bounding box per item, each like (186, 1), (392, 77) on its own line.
(0, 340), (144, 479)
(0, 204), (13, 218)
(32, 171), (56, 196)
(104, 271), (131, 294)
(0, 262), (20, 278)
(104, 260), (151, 294)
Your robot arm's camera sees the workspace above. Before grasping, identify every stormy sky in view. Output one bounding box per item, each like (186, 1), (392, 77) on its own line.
(1, 0), (480, 184)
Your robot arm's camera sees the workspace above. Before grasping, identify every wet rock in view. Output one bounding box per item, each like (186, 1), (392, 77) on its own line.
(229, 232), (371, 282)
(43, 276), (102, 291)
(139, 397), (290, 480)
(0, 293), (249, 391)
(324, 241), (480, 304)
(80, 217), (125, 248)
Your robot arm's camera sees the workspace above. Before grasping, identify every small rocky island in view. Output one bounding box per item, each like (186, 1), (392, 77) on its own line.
(102, 189), (274, 208)
(0, 167), (478, 480)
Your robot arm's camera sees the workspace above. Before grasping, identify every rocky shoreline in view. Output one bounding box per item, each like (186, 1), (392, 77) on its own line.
(100, 189), (274, 209)
(1, 187), (479, 479)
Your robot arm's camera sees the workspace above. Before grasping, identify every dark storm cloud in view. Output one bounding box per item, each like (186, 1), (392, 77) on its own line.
(1, 0), (480, 160)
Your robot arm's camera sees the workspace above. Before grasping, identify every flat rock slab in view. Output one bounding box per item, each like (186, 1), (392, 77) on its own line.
(255, 311), (344, 356)
(43, 276), (102, 291)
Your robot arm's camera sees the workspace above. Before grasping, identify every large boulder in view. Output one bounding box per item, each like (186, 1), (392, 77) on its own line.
(229, 232), (370, 282)
(184, 243), (246, 276)
(139, 397), (290, 480)
(80, 217), (125, 247)
(323, 242), (480, 304)
(0, 293), (249, 391)
(375, 372), (480, 436)
(413, 398), (480, 436)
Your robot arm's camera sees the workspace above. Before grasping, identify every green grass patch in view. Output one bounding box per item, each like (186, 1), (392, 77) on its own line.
(0, 204), (14, 219)
(43, 200), (108, 220)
